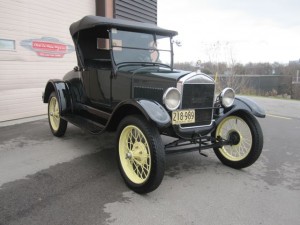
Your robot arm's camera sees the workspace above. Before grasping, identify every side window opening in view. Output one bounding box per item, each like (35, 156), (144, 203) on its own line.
(79, 29), (112, 69)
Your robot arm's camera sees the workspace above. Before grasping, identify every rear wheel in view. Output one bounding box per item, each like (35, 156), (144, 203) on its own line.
(116, 115), (165, 194)
(213, 114), (263, 169)
(48, 92), (67, 137)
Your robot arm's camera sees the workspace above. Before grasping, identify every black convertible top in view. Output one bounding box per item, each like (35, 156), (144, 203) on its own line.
(70, 15), (178, 37)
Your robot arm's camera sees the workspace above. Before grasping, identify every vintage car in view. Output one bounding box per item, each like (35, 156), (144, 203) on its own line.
(43, 16), (265, 193)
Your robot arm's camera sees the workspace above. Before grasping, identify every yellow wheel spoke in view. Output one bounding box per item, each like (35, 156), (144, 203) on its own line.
(133, 158), (143, 166)
(132, 151), (149, 158)
(142, 164), (150, 172)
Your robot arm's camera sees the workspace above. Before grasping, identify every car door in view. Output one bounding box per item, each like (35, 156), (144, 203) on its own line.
(82, 67), (112, 109)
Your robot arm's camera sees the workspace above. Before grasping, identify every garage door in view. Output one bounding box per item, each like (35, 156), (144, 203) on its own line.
(0, 0), (95, 122)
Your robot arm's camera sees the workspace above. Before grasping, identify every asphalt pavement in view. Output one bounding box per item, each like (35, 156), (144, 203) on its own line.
(0, 97), (299, 225)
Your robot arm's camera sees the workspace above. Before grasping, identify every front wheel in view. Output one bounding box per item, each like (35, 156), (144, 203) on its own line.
(116, 115), (165, 194)
(213, 114), (263, 169)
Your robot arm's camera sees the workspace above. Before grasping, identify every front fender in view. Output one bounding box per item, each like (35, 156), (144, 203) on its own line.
(215, 96), (265, 125)
(107, 99), (171, 131)
(137, 99), (171, 128)
(229, 96), (266, 118)
(43, 79), (72, 115)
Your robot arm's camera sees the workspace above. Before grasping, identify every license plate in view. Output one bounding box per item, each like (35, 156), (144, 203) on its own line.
(172, 109), (195, 125)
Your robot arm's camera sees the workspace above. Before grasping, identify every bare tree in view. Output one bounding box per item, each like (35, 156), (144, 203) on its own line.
(205, 41), (250, 94)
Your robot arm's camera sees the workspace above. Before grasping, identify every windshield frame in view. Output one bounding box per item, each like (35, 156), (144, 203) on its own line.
(109, 29), (174, 70)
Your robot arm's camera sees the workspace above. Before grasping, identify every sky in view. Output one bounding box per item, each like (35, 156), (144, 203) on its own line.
(158, 0), (300, 64)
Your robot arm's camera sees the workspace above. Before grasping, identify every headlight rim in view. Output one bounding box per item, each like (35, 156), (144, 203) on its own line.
(163, 87), (181, 111)
(219, 87), (235, 108)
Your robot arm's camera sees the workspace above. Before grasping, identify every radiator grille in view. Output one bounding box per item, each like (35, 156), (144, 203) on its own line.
(181, 84), (214, 127)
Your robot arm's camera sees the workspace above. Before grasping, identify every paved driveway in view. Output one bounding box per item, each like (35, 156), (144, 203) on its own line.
(0, 97), (299, 225)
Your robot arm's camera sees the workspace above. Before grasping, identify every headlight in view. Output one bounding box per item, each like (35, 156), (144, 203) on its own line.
(163, 87), (181, 111)
(219, 88), (235, 108)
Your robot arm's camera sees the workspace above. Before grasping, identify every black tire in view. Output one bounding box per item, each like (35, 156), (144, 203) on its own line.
(48, 92), (68, 137)
(213, 113), (263, 169)
(116, 115), (165, 194)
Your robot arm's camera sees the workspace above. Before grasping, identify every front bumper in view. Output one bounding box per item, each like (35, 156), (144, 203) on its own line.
(172, 120), (216, 139)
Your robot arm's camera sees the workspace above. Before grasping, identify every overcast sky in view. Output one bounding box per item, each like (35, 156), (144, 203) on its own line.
(158, 0), (300, 64)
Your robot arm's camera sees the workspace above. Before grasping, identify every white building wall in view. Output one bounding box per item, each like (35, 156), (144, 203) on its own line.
(0, 0), (95, 121)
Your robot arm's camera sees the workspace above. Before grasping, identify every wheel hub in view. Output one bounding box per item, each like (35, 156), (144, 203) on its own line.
(228, 131), (241, 145)
(125, 152), (132, 159)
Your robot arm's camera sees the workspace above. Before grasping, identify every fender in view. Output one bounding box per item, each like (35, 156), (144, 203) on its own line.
(215, 96), (266, 125)
(107, 99), (171, 131)
(43, 79), (72, 115)
(229, 96), (266, 118)
(137, 99), (171, 127)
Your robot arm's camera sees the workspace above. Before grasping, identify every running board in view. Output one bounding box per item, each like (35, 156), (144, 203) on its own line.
(62, 114), (105, 134)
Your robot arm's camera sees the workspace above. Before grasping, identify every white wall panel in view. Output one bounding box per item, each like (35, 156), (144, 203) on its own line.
(0, 0), (95, 121)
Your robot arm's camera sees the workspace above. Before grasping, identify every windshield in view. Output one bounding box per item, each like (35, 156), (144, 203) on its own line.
(111, 29), (172, 66)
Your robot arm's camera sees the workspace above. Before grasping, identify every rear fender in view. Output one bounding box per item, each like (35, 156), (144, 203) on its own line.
(43, 80), (72, 115)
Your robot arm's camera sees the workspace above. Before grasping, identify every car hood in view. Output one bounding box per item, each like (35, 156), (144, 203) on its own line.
(132, 68), (191, 88)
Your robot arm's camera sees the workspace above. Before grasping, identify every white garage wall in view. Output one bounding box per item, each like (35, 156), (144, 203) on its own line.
(0, 0), (95, 122)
